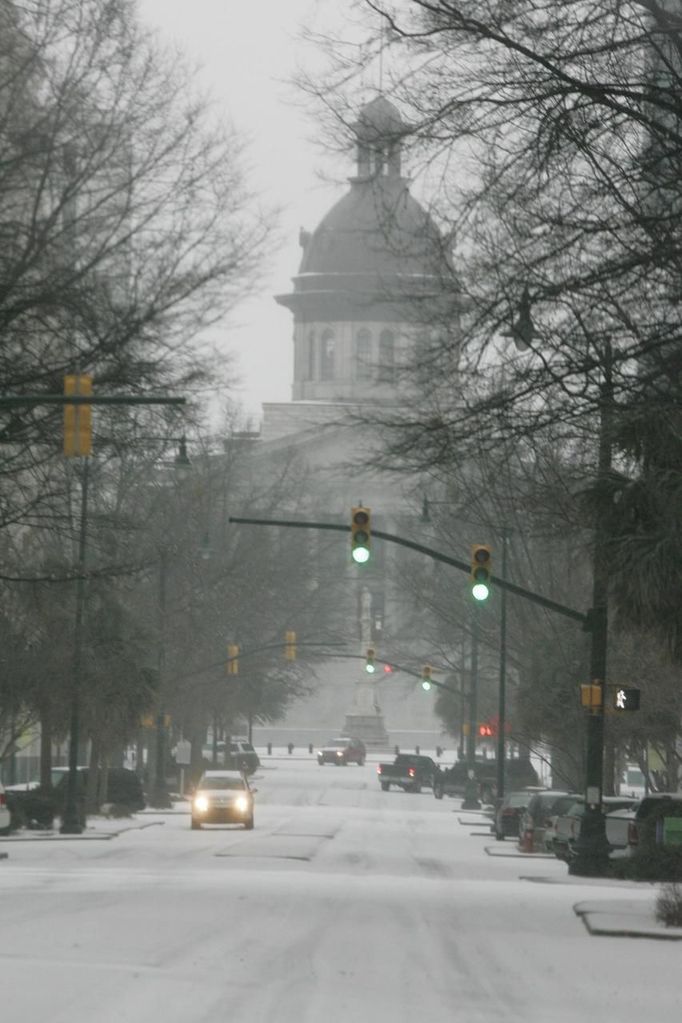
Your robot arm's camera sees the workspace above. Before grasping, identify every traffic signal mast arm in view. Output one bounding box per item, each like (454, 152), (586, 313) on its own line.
(228, 516), (588, 626)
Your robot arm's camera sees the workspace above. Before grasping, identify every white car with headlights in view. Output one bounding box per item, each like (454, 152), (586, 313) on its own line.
(191, 770), (255, 830)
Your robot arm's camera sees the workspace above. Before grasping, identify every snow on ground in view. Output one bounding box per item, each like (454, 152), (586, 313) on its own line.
(0, 756), (678, 1023)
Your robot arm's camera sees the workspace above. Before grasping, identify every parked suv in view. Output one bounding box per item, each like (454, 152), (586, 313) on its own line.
(224, 740), (260, 776)
(317, 737), (366, 766)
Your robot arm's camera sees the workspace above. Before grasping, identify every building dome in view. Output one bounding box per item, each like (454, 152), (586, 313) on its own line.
(277, 96), (455, 324)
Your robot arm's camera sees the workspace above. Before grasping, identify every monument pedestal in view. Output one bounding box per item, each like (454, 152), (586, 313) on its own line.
(343, 712), (389, 748)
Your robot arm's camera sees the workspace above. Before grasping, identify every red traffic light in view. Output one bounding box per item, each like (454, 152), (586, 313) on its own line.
(383, 664), (393, 674)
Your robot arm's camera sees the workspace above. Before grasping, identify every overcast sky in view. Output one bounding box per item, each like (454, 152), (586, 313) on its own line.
(136, 0), (368, 423)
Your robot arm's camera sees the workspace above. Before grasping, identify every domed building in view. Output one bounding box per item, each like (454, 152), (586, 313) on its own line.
(264, 95), (456, 438)
(253, 97), (457, 750)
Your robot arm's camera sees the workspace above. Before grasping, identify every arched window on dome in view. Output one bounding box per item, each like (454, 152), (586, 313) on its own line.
(378, 329), (395, 382)
(355, 328), (371, 380)
(320, 328), (335, 380)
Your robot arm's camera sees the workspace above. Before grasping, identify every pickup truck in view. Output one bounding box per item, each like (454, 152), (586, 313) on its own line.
(433, 758), (539, 804)
(377, 754), (439, 793)
(605, 793), (682, 857)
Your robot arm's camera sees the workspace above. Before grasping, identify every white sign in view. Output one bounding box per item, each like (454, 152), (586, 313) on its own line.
(174, 740), (191, 765)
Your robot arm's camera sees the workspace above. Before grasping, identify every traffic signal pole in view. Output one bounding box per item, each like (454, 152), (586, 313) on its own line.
(569, 341), (614, 878)
(496, 531), (509, 802)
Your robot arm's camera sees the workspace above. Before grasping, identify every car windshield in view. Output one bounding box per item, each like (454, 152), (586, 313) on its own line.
(199, 778), (245, 791)
(327, 740), (347, 748)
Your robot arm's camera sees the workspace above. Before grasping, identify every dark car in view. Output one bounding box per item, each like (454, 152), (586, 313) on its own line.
(223, 740), (260, 775)
(492, 788), (545, 841)
(191, 770), (255, 830)
(317, 737), (366, 766)
(51, 766), (146, 812)
(433, 758), (539, 803)
(518, 791), (578, 852)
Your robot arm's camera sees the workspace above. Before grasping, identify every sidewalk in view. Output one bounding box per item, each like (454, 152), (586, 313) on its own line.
(0, 813), (171, 844)
(456, 803), (682, 939)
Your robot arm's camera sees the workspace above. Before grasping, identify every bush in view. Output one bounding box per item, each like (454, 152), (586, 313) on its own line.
(656, 883), (682, 927)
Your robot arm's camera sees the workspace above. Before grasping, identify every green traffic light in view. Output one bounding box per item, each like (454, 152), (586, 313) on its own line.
(365, 661), (376, 674)
(472, 582), (490, 601)
(421, 679), (431, 691)
(352, 546), (370, 564)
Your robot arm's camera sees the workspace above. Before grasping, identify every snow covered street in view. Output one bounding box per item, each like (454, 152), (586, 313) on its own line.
(1, 757), (678, 1023)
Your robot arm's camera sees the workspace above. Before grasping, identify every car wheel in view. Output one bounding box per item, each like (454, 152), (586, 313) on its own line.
(381, 781), (390, 791)
(244, 816), (254, 830)
(495, 830), (505, 841)
(191, 818), (201, 830)
(434, 784), (443, 800)
(411, 784), (422, 794)
(0, 825), (10, 837)
(358, 758), (365, 766)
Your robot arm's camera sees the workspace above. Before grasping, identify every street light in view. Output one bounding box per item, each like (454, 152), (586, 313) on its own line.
(508, 292), (612, 876)
(149, 436), (192, 809)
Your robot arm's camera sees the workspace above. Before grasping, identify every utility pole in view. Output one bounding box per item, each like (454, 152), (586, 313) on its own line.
(570, 340), (614, 877)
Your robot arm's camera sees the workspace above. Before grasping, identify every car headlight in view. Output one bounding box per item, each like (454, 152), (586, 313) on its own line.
(336, 751), (343, 757)
(234, 796), (249, 812)
(194, 795), (209, 812)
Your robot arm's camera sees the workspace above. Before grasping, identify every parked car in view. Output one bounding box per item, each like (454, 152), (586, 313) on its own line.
(434, 758), (539, 803)
(223, 740), (260, 775)
(606, 793), (682, 858)
(0, 782), (10, 835)
(518, 791), (577, 852)
(317, 737), (366, 766)
(492, 788), (545, 841)
(551, 796), (638, 860)
(191, 770), (256, 830)
(51, 766), (145, 811)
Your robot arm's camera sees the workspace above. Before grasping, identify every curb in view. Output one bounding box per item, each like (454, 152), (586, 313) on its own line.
(573, 900), (682, 940)
(0, 819), (165, 843)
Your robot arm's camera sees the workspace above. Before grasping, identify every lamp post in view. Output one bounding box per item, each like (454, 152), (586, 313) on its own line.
(510, 297), (613, 875)
(149, 437), (191, 809)
(60, 457), (90, 834)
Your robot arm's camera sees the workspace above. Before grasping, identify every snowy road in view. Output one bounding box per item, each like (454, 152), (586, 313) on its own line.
(1, 758), (677, 1023)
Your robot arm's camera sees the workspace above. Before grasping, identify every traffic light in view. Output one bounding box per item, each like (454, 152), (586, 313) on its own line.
(421, 665), (432, 691)
(284, 630), (296, 660)
(365, 647), (376, 673)
(227, 643), (239, 675)
(470, 544), (492, 601)
(64, 374), (93, 457)
(351, 506), (371, 564)
(612, 686), (641, 711)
